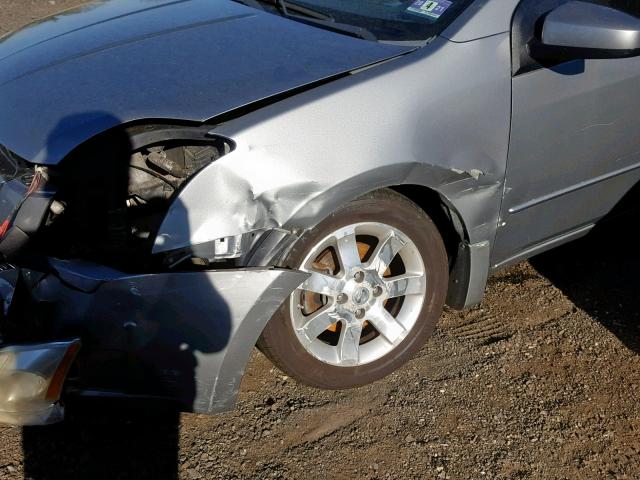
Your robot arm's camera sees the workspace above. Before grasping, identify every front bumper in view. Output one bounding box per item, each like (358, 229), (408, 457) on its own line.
(0, 340), (79, 425)
(0, 261), (308, 425)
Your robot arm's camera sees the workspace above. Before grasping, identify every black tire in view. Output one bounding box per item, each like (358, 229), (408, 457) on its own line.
(258, 189), (449, 389)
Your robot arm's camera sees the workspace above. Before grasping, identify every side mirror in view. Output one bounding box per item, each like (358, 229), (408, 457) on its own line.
(529, 1), (640, 62)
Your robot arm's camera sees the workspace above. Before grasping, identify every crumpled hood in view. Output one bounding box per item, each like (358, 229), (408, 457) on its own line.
(0, 0), (411, 165)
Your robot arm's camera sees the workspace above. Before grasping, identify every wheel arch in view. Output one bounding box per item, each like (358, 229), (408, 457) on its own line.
(388, 185), (475, 310)
(267, 180), (478, 311)
(152, 151), (491, 310)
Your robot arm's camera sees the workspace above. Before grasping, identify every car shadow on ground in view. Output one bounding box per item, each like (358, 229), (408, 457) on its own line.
(22, 406), (182, 479)
(531, 211), (640, 354)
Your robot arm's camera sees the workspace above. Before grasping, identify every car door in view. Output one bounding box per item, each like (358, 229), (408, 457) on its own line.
(492, 0), (640, 268)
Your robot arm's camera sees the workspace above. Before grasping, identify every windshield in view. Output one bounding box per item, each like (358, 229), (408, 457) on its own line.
(288, 0), (475, 42)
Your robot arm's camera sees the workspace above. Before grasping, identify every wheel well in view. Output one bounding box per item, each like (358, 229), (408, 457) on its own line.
(390, 184), (467, 275)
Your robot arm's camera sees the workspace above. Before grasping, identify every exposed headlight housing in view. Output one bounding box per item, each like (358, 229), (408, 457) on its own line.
(0, 340), (81, 425)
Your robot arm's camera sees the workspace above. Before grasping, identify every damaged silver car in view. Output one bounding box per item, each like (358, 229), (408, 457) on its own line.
(2, 0), (640, 425)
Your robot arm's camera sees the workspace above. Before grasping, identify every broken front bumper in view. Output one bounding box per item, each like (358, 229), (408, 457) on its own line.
(0, 261), (308, 425)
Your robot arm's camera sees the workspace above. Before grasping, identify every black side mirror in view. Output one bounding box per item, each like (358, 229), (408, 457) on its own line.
(529, 1), (640, 62)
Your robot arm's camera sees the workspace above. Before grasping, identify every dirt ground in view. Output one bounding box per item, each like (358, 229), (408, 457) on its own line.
(1, 2), (639, 479)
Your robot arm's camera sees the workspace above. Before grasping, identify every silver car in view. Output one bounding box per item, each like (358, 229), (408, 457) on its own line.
(1, 0), (639, 425)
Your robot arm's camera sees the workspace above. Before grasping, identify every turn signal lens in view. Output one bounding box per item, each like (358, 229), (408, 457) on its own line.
(45, 341), (81, 401)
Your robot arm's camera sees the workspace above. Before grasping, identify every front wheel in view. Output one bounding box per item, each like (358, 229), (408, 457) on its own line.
(258, 189), (449, 389)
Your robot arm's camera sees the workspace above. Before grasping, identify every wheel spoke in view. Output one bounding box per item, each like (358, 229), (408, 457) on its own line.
(290, 221), (428, 368)
(384, 274), (425, 298)
(297, 307), (341, 343)
(335, 227), (361, 270)
(338, 322), (362, 366)
(367, 233), (406, 276)
(299, 271), (343, 297)
(367, 306), (406, 344)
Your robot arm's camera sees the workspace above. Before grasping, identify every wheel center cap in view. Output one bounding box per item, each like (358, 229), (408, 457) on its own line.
(352, 287), (370, 305)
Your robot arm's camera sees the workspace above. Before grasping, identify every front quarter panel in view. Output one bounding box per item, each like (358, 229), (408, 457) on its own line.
(155, 35), (513, 289)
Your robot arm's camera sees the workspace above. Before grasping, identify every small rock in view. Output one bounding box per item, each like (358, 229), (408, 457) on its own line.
(185, 468), (202, 480)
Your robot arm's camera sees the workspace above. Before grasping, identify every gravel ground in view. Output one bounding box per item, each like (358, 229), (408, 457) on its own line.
(1, 2), (640, 479)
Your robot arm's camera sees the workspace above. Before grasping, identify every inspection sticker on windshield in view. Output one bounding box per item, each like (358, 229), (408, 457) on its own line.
(407, 0), (452, 19)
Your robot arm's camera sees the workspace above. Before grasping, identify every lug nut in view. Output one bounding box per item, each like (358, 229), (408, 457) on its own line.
(354, 271), (365, 283)
(372, 286), (383, 297)
(355, 308), (366, 320)
(337, 293), (348, 304)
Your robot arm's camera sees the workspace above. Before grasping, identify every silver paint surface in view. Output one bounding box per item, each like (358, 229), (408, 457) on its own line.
(0, 0), (410, 165)
(495, 35), (640, 264)
(2, 0), (640, 419)
(542, 1), (640, 51)
(155, 34), (513, 306)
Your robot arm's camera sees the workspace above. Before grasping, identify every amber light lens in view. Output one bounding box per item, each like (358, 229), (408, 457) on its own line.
(45, 341), (81, 402)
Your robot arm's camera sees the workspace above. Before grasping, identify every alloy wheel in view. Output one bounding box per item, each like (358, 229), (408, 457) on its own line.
(289, 222), (427, 367)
